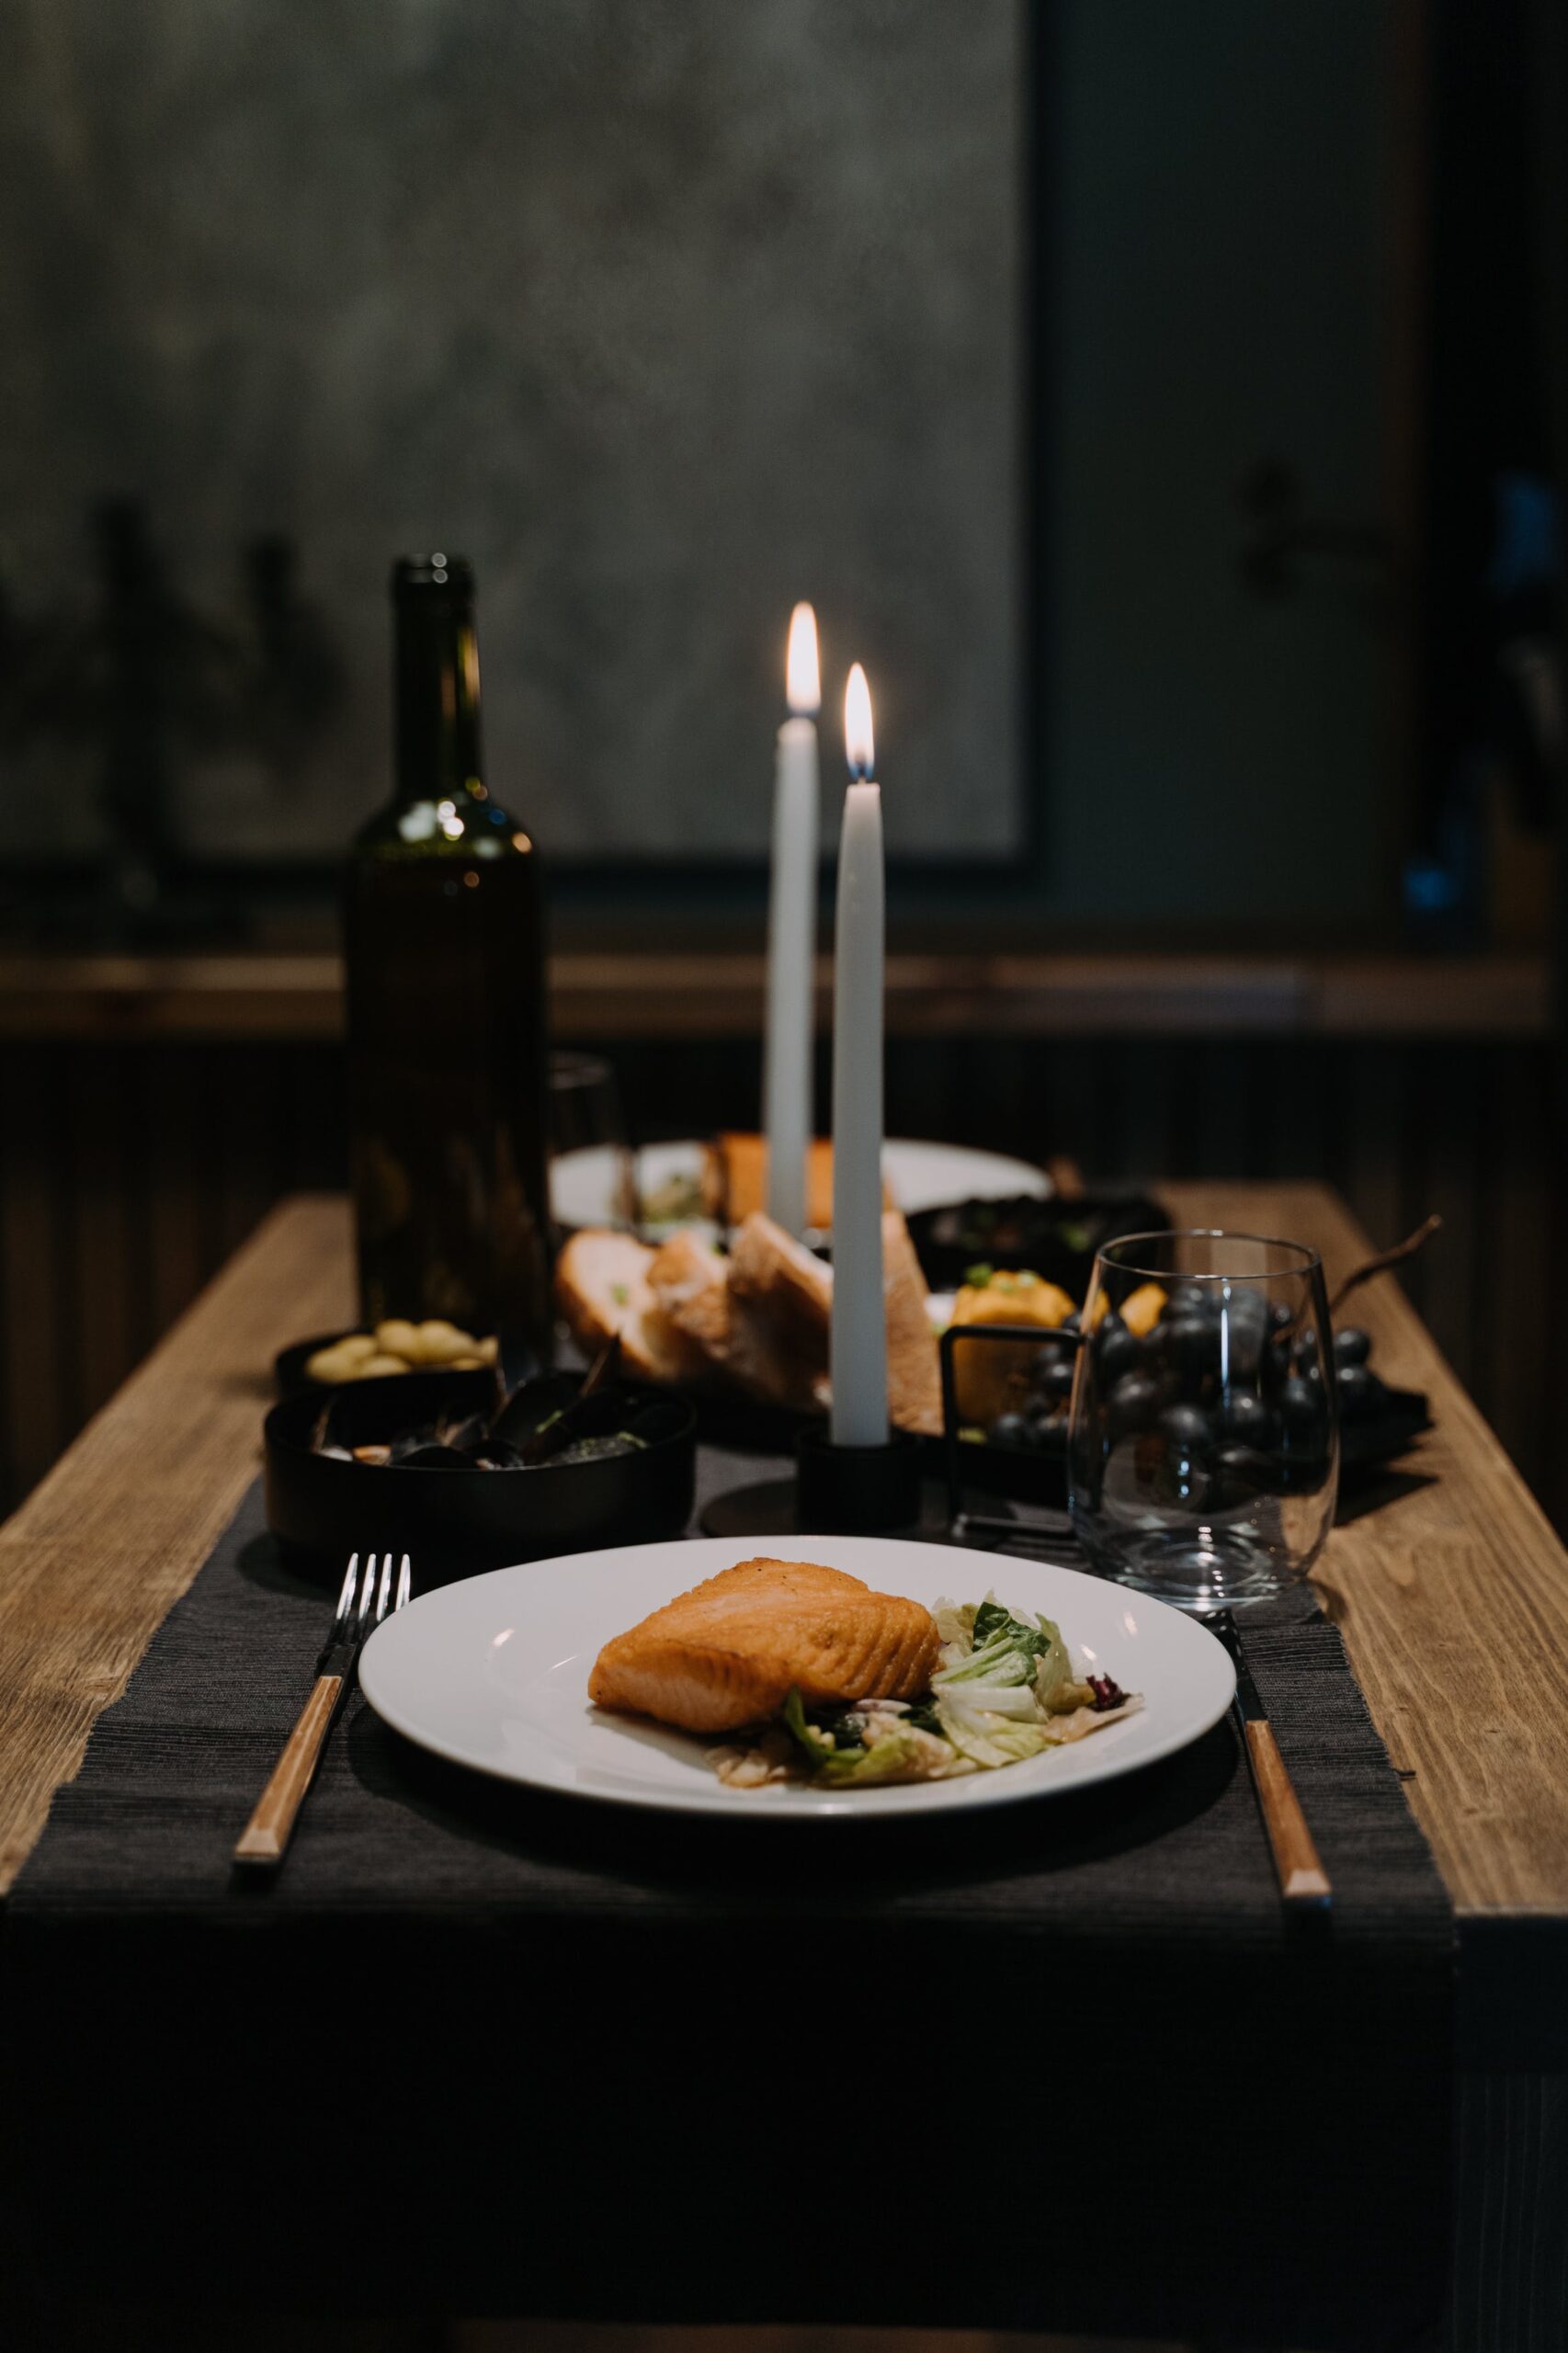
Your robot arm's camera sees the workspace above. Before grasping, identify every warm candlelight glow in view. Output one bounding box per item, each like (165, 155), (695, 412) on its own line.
(786, 602), (821, 716)
(844, 662), (875, 779)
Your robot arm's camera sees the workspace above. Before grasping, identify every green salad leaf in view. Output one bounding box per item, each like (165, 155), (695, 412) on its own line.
(780, 1687), (839, 1770)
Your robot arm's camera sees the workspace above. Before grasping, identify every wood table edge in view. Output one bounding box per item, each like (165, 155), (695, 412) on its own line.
(0, 1192), (352, 1896)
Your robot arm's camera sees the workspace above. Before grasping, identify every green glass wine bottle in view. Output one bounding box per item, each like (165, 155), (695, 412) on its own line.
(344, 555), (552, 1360)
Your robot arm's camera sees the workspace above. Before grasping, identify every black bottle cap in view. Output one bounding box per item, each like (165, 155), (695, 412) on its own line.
(392, 553), (473, 597)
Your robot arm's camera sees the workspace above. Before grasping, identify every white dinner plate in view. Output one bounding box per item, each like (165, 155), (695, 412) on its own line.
(550, 1136), (1050, 1233)
(358, 1535), (1235, 1822)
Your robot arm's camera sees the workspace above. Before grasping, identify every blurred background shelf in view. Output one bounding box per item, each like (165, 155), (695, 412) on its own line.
(0, 944), (1548, 1040)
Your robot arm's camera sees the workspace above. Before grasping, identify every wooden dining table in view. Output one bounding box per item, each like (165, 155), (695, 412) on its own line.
(2, 1179), (1565, 2349)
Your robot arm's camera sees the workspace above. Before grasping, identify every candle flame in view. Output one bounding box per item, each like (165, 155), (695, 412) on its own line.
(844, 662), (875, 779)
(786, 602), (820, 716)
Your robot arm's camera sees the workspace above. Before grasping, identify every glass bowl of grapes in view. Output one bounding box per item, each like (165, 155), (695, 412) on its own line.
(1066, 1230), (1339, 1610)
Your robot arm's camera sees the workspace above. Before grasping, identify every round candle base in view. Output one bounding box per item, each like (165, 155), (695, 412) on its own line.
(794, 1426), (923, 1534)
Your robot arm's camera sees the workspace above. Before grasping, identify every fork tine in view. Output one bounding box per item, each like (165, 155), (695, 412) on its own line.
(333, 1552), (359, 1634)
(374, 1552), (393, 1623)
(395, 1554), (412, 1611)
(356, 1555), (380, 1631)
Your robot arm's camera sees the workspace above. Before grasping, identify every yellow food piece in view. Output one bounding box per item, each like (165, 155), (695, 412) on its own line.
(405, 1319), (472, 1365)
(336, 1332), (380, 1365)
(1120, 1282), (1167, 1337)
(449, 1355), (485, 1369)
(355, 1353), (414, 1379)
(375, 1319), (422, 1360)
(1084, 1280), (1167, 1336)
(951, 1269), (1077, 1423)
(305, 1344), (358, 1383)
(953, 1271), (1076, 1330)
(476, 1335), (499, 1364)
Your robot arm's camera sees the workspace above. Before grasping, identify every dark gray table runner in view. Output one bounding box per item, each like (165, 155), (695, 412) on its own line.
(5, 1460), (1453, 2350)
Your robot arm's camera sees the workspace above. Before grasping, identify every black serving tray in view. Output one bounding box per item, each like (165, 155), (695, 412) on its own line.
(264, 1367), (697, 1584)
(937, 1384), (1434, 1516)
(907, 1189), (1174, 1299)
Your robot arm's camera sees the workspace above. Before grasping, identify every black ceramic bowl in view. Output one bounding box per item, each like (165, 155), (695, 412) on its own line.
(908, 1190), (1174, 1298)
(264, 1368), (697, 1584)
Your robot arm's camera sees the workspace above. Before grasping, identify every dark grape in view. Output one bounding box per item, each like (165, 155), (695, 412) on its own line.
(1108, 1370), (1161, 1434)
(1163, 1280), (1213, 1319)
(1037, 1356), (1076, 1403)
(1334, 1326), (1372, 1368)
(1269, 1300), (1296, 1336)
(1218, 1290), (1269, 1342)
(1291, 1334), (1322, 1377)
(1335, 1363), (1382, 1417)
(989, 1411), (1030, 1449)
(1157, 1313), (1220, 1378)
(1158, 1401), (1212, 1455)
(1096, 1312), (1141, 1385)
(1218, 1390), (1274, 1443)
(1282, 1376), (1322, 1431)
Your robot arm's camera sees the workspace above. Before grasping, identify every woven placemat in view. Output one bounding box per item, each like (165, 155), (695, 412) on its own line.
(5, 1458), (1452, 2347)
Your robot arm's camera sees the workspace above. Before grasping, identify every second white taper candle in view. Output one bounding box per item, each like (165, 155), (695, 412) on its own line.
(829, 664), (889, 1446)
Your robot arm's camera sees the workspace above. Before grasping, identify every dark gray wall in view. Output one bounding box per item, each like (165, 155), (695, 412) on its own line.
(0, 1), (1395, 918)
(0, 0), (1021, 863)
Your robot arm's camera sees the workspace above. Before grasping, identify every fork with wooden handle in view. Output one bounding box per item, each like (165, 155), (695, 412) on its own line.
(1208, 1608), (1332, 1912)
(234, 1551), (412, 1868)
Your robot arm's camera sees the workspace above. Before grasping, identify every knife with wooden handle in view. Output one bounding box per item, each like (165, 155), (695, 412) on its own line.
(1210, 1609), (1332, 1911)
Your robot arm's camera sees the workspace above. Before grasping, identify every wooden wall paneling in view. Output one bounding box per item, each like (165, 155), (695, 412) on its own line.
(1117, 1038), (1193, 1187)
(1343, 1042), (1408, 1263)
(215, 1045), (289, 1264)
(1408, 1041), (1482, 1375)
(1484, 1045), (1553, 1520)
(67, 1044), (144, 1434)
(1266, 1037), (1333, 1187)
(0, 1047), (73, 1505)
(1195, 1039), (1255, 1179)
(282, 1044), (349, 1194)
(145, 1045), (221, 1337)
(1044, 1038), (1108, 1176)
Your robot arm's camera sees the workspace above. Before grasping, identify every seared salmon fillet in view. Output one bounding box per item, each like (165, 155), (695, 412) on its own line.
(588, 1556), (940, 1733)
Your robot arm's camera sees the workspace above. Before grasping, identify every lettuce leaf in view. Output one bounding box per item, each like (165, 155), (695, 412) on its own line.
(937, 1706), (1055, 1770)
(780, 1687), (841, 1771)
(812, 1731), (935, 1784)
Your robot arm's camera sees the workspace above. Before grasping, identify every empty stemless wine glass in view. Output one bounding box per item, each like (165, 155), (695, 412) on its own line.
(547, 1051), (636, 1227)
(1067, 1231), (1338, 1610)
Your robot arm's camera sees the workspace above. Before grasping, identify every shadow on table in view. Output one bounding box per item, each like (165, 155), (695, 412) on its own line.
(340, 1694), (1243, 1904)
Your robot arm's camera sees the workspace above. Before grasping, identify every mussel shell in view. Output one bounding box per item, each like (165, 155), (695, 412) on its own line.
(488, 1373), (585, 1449)
(624, 1399), (689, 1446)
(392, 1442), (475, 1472)
(468, 1438), (527, 1470)
(437, 1411), (494, 1452)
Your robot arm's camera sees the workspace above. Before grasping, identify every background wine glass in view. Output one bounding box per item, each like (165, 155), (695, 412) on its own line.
(1067, 1230), (1339, 1610)
(547, 1052), (635, 1229)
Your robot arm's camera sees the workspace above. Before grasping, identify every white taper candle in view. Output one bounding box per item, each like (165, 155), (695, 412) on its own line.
(829, 663), (889, 1446)
(763, 604), (820, 1234)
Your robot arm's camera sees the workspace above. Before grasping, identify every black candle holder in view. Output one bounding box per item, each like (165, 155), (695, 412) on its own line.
(795, 1424), (923, 1531)
(699, 1424), (927, 1540)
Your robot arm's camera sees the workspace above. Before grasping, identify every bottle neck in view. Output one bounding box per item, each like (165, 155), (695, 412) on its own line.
(393, 593), (484, 807)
